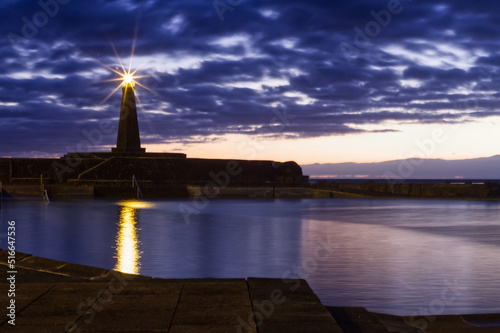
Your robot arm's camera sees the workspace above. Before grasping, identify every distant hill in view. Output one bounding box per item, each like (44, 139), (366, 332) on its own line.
(302, 155), (500, 179)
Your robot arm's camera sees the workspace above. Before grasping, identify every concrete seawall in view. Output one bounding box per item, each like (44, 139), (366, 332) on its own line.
(187, 186), (365, 199)
(313, 182), (500, 200)
(2, 182), (498, 200)
(1, 250), (499, 332)
(0, 250), (341, 332)
(0, 156), (307, 199)
(160, 182), (500, 200)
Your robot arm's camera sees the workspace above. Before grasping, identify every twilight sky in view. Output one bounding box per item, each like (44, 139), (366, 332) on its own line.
(1, 0), (500, 164)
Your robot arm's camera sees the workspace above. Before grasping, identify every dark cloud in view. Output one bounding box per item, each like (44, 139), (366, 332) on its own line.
(1, 0), (500, 156)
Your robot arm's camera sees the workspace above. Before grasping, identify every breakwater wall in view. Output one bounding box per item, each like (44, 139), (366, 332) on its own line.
(0, 156), (306, 198)
(312, 182), (500, 199)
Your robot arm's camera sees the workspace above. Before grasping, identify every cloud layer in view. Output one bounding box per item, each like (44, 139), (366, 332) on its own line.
(1, 0), (500, 156)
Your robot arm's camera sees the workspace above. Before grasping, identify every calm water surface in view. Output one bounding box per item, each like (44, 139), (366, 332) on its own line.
(1, 198), (499, 316)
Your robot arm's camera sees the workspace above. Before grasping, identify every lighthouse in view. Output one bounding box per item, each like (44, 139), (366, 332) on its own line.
(111, 81), (146, 154)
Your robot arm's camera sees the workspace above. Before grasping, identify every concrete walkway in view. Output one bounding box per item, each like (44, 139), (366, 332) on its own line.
(1, 250), (499, 332)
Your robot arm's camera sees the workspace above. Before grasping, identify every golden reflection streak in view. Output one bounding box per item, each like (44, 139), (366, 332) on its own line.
(107, 36), (127, 76)
(114, 200), (154, 275)
(101, 83), (124, 104)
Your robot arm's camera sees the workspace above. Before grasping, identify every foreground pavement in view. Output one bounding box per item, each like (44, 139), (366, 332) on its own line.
(1, 250), (499, 332)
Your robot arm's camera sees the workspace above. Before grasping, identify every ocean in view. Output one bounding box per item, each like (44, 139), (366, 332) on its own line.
(1, 197), (499, 316)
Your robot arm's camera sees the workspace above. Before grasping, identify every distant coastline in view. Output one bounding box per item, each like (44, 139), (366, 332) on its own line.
(302, 155), (500, 180)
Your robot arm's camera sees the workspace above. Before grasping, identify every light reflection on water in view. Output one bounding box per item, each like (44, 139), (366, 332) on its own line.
(114, 202), (140, 274)
(113, 200), (156, 274)
(1, 198), (500, 316)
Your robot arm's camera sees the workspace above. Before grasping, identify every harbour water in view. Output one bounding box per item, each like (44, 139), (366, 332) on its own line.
(1, 198), (499, 316)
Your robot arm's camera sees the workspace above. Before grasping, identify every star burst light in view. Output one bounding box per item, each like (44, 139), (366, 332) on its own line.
(101, 56), (152, 100)
(97, 12), (161, 106)
(94, 14), (163, 132)
(123, 73), (134, 85)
